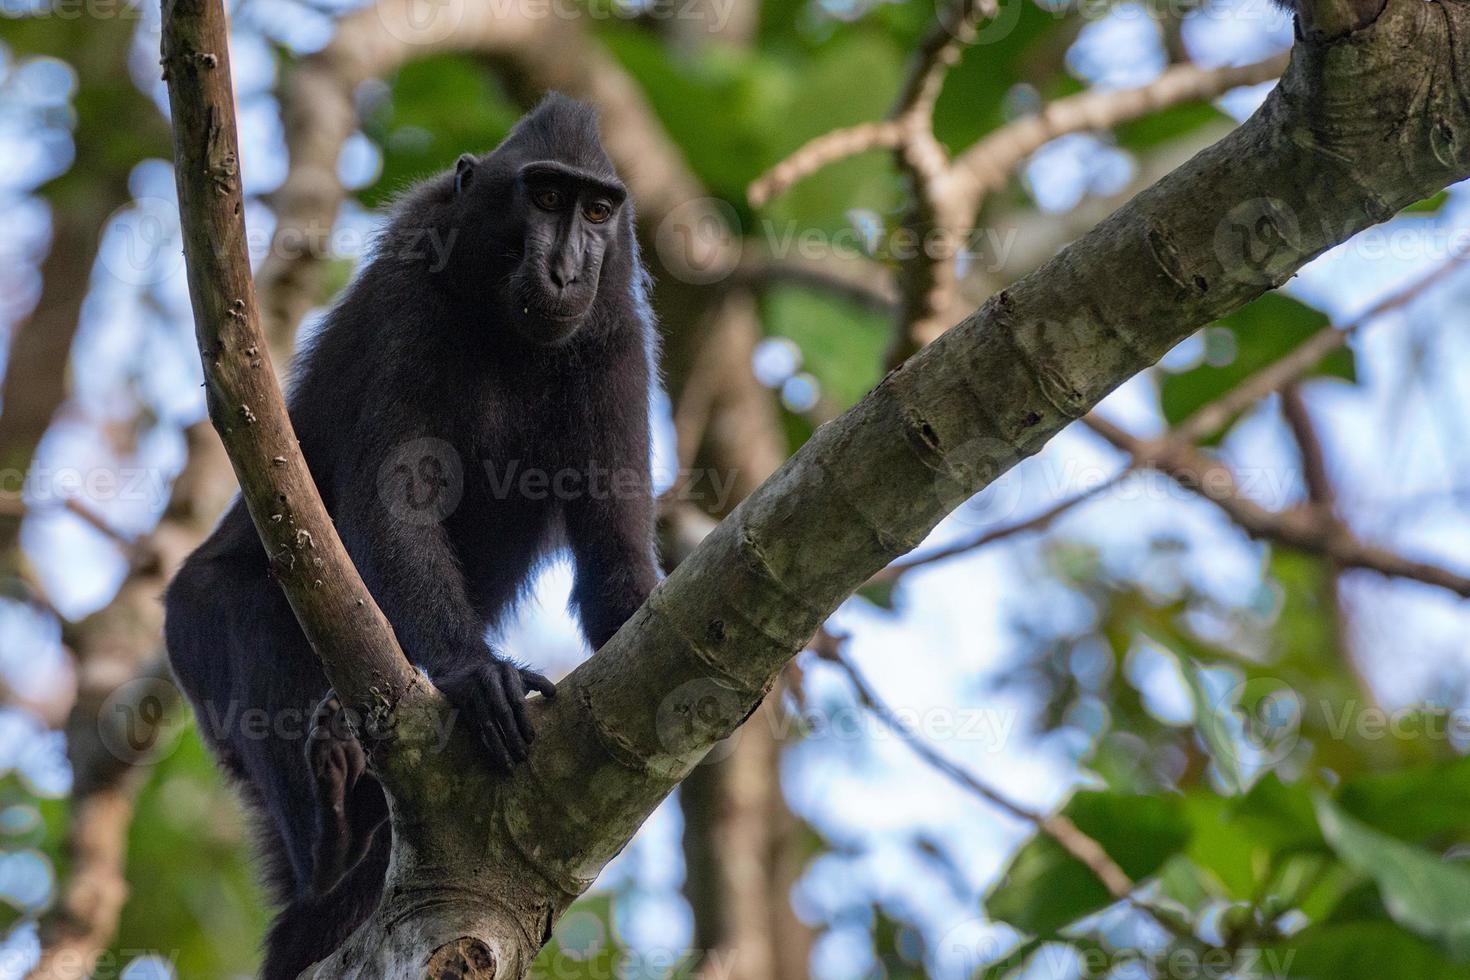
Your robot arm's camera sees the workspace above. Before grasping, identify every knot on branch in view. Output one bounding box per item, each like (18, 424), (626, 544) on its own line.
(426, 938), (496, 979)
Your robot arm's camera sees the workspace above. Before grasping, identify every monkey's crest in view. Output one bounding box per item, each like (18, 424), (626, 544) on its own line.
(493, 92), (619, 184)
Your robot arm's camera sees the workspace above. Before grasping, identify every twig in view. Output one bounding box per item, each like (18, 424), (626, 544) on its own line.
(61, 498), (137, 549)
(747, 29), (1286, 369)
(734, 251), (900, 314)
(748, 121), (907, 208)
(812, 628), (1135, 899)
(1084, 413), (1470, 598)
(1173, 250), (1468, 443)
(1278, 385), (1382, 708)
(868, 468), (1128, 586)
(1280, 385), (1334, 509)
(952, 55), (1288, 202)
(892, 0), (995, 120)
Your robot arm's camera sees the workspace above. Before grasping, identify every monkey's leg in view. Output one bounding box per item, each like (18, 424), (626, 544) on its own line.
(305, 693), (388, 895)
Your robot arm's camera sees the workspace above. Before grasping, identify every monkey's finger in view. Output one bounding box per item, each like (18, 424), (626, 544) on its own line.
(476, 725), (515, 774)
(504, 670), (536, 745)
(520, 671), (557, 699)
(481, 670), (530, 763)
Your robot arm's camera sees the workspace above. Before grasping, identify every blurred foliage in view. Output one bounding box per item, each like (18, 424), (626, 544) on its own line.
(1159, 294), (1355, 441)
(978, 527), (1470, 978)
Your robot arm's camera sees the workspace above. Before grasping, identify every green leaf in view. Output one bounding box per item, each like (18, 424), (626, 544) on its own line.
(1159, 293), (1353, 440)
(1263, 921), (1467, 980)
(1403, 190), (1450, 214)
(978, 937), (1047, 980)
(1339, 755), (1470, 845)
(984, 791), (1190, 936)
(1315, 794), (1470, 959)
(1183, 775), (1325, 901)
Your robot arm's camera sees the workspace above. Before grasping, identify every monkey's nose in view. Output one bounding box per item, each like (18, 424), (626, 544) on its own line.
(549, 265), (579, 289)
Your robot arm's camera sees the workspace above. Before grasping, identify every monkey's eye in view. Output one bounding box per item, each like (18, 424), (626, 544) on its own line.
(583, 201), (613, 224)
(533, 189), (562, 210)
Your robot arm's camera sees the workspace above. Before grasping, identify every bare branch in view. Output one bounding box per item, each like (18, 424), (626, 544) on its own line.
(1174, 251), (1468, 443)
(814, 628), (1135, 897)
(747, 121), (907, 207)
(868, 469), (1129, 586)
(1084, 413), (1470, 598)
(735, 251), (899, 314)
(745, 1), (1288, 373)
(952, 54), (1288, 204)
(892, 0), (995, 121)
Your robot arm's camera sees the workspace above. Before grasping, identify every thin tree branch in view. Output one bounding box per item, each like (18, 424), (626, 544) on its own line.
(747, 121), (907, 208)
(892, 0), (995, 121)
(868, 469), (1129, 586)
(735, 252), (900, 314)
(1083, 413), (1470, 598)
(952, 55), (1288, 202)
(747, 22), (1285, 369)
(1173, 250), (1468, 443)
(812, 628), (1134, 897)
(1280, 385), (1334, 509)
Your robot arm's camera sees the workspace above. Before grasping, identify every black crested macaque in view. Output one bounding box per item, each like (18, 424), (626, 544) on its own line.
(164, 94), (660, 978)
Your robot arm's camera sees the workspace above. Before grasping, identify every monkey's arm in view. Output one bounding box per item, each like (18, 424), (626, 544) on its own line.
(567, 487), (660, 650)
(334, 458), (552, 771)
(565, 371), (661, 651)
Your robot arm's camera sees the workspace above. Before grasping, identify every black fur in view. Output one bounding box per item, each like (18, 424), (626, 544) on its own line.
(164, 93), (660, 978)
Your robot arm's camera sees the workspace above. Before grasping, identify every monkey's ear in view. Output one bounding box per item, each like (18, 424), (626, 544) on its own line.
(454, 154), (477, 195)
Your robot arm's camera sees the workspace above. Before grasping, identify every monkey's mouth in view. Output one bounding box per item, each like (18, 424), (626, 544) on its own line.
(512, 302), (588, 345)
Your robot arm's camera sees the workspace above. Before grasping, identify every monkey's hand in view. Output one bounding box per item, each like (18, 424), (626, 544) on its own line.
(436, 659), (557, 773)
(305, 694), (388, 896)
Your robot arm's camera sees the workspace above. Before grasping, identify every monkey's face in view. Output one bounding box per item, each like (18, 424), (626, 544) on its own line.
(510, 163), (626, 344)
(456, 154), (628, 346)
